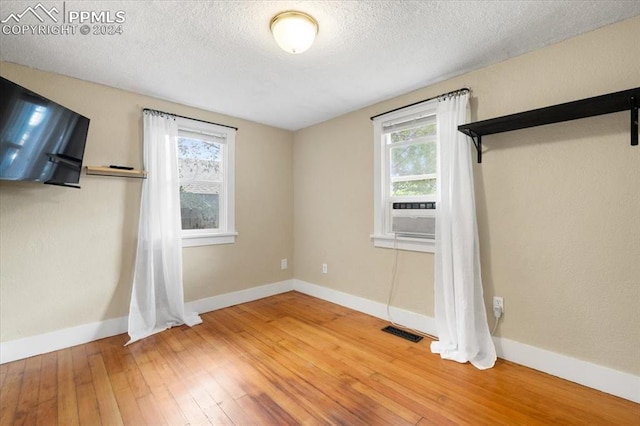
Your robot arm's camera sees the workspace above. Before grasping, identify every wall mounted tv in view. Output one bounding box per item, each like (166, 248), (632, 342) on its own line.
(0, 76), (90, 188)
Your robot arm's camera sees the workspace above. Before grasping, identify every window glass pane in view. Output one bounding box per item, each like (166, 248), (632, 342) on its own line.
(391, 179), (436, 197)
(178, 137), (222, 180)
(389, 122), (436, 143)
(390, 141), (436, 176)
(178, 136), (222, 230)
(180, 183), (220, 229)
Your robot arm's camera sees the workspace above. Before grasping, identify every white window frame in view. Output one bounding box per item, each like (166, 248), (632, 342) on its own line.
(372, 100), (438, 253)
(176, 117), (237, 247)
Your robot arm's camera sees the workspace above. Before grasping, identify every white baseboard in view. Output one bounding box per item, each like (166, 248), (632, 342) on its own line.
(292, 279), (640, 403)
(0, 315), (129, 365)
(0, 279), (294, 365)
(494, 336), (640, 404)
(291, 279), (437, 336)
(185, 279), (294, 314)
(2, 278), (637, 403)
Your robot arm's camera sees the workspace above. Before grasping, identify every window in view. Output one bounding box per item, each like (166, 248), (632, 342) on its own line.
(372, 101), (438, 253)
(176, 117), (236, 247)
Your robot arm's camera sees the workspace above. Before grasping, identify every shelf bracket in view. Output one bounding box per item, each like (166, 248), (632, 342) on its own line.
(467, 130), (482, 163)
(631, 96), (638, 146)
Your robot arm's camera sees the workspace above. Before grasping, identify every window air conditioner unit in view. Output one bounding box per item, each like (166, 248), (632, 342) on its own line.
(391, 202), (435, 239)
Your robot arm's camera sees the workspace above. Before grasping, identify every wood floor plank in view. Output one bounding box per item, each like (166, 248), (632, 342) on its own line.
(359, 373), (458, 425)
(156, 332), (230, 425)
(134, 342), (188, 425)
(13, 355), (42, 425)
(87, 354), (124, 426)
(278, 333), (455, 425)
(183, 327), (317, 425)
(71, 345), (102, 425)
(70, 346), (92, 387)
(204, 314), (363, 424)
(0, 359), (25, 426)
(118, 353), (150, 399)
(167, 382), (212, 426)
(135, 393), (168, 426)
(0, 368), (6, 390)
(329, 329), (532, 424)
(188, 383), (233, 425)
(55, 349), (79, 426)
(215, 310), (327, 424)
(216, 397), (259, 425)
(74, 381), (100, 425)
(35, 352), (58, 425)
(144, 333), (215, 425)
(107, 371), (145, 425)
(1, 291), (638, 425)
(224, 352), (314, 424)
(84, 340), (102, 358)
(97, 337), (124, 376)
(210, 311), (404, 425)
(133, 353), (188, 426)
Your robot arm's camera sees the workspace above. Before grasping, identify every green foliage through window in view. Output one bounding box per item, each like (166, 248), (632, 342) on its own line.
(391, 179), (436, 197)
(390, 142), (436, 177)
(389, 123), (436, 143)
(388, 121), (437, 197)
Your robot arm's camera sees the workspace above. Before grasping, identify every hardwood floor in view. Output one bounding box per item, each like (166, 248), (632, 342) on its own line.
(1, 291), (638, 425)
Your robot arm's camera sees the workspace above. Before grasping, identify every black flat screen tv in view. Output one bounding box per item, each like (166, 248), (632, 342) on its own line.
(0, 76), (90, 188)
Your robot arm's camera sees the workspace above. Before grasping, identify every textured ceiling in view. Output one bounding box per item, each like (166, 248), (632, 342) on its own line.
(1, 1), (639, 130)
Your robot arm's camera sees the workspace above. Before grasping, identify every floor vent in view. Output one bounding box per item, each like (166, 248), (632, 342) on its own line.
(381, 326), (423, 343)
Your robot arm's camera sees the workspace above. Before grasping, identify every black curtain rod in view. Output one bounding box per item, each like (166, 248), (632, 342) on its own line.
(143, 108), (238, 131)
(370, 87), (470, 121)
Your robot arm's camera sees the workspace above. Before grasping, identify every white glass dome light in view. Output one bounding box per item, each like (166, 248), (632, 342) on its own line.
(270, 11), (318, 54)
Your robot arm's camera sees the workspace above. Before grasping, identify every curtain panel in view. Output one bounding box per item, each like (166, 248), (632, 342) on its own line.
(430, 93), (496, 370)
(127, 111), (202, 344)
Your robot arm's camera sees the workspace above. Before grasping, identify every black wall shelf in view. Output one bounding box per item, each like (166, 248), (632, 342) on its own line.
(458, 87), (639, 163)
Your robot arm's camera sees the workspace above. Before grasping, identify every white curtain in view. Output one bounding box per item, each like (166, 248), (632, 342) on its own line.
(127, 111), (202, 345)
(430, 93), (496, 370)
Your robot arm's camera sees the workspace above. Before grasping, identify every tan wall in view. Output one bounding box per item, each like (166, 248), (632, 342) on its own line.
(293, 16), (640, 374)
(0, 62), (294, 341)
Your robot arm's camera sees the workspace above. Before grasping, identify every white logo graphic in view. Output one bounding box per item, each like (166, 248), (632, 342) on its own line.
(1, 3), (59, 24)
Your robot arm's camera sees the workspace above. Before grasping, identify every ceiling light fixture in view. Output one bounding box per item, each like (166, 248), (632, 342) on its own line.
(270, 11), (318, 54)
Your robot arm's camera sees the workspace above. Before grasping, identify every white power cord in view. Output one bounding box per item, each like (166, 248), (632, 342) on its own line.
(385, 233), (400, 322)
(386, 233), (438, 341)
(491, 304), (502, 336)
(386, 234), (502, 339)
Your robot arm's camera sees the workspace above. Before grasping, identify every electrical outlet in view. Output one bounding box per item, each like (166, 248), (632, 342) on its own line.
(281, 258), (288, 270)
(493, 296), (504, 311)
(322, 263), (328, 274)
(493, 296), (504, 318)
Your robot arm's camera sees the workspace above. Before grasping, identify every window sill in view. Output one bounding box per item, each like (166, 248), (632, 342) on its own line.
(182, 232), (238, 247)
(371, 234), (435, 253)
